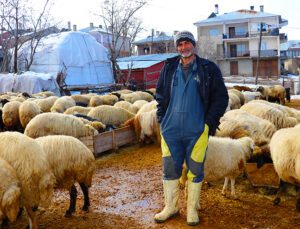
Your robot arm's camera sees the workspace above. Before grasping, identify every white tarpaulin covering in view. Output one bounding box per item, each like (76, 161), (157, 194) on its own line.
(0, 72), (59, 94)
(17, 31), (114, 87)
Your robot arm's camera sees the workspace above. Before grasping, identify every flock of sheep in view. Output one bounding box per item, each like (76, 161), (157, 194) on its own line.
(0, 83), (300, 228)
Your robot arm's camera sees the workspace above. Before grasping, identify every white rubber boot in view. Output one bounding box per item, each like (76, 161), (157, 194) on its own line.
(154, 179), (179, 223)
(187, 181), (202, 226)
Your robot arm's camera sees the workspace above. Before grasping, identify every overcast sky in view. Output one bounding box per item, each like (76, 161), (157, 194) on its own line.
(38, 0), (300, 40)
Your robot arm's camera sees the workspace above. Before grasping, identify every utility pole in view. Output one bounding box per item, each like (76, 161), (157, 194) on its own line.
(255, 22), (263, 85)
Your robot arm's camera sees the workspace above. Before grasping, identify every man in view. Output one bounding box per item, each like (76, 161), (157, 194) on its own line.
(154, 30), (228, 226)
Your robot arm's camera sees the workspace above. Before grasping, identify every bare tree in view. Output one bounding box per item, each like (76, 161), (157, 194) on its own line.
(0, 0), (54, 73)
(99, 0), (147, 82)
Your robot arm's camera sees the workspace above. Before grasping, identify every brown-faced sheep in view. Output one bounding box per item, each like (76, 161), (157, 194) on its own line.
(233, 85), (253, 92)
(0, 132), (55, 229)
(256, 85), (286, 105)
(50, 96), (76, 113)
(24, 113), (98, 138)
(19, 101), (41, 128)
(87, 105), (135, 126)
(35, 135), (96, 217)
(0, 159), (21, 224)
(270, 127), (300, 211)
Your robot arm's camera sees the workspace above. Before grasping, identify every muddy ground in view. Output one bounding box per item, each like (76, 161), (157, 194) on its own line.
(9, 99), (300, 229)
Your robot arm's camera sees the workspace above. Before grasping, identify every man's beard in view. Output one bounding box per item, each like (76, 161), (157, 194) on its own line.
(179, 49), (194, 58)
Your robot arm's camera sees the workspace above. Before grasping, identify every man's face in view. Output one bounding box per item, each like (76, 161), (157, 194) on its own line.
(177, 40), (194, 58)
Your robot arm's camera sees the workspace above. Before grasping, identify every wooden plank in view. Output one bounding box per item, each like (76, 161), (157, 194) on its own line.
(79, 136), (95, 154)
(245, 163), (280, 188)
(114, 126), (137, 148)
(94, 131), (114, 156)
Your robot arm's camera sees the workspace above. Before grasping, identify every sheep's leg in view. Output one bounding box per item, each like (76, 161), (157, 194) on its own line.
(230, 177), (237, 199)
(1, 218), (9, 229)
(25, 206), (38, 229)
(79, 182), (90, 211)
(222, 177), (229, 196)
(65, 184), (77, 217)
(273, 180), (286, 206)
(295, 185), (300, 211)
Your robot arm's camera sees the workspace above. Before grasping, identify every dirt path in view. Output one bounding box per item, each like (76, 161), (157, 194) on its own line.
(9, 143), (300, 229)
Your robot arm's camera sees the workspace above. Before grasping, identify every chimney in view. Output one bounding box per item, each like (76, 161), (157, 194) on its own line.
(173, 30), (179, 35)
(156, 31), (160, 36)
(99, 25), (103, 29)
(260, 5), (264, 12)
(67, 21), (71, 30)
(215, 4), (219, 14)
(250, 6), (254, 10)
(73, 24), (77, 31)
(90, 22), (94, 29)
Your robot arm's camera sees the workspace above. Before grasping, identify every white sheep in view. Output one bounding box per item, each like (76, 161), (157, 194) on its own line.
(19, 100), (41, 128)
(87, 105), (135, 126)
(32, 91), (56, 98)
(35, 135), (96, 217)
(242, 91), (261, 103)
(228, 92), (241, 110)
(228, 88), (245, 105)
(0, 132), (55, 229)
(136, 100), (158, 114)
(114, 100), (139, 114)
(0, 158), (21, 224)
(240, 101), (297, 129)
(132, 100), (148, 110)
(2, 101), (22, 131)
(24, 113), (98, 138)
(64, 106), (92, 115)
(34, 96), (58, 112)
(71, 94), (91, 106)
(120, 91), (153, 103)
(50, 96), (76, 113)
(270, 126), (300, 211)
(181, 137), (254, 202)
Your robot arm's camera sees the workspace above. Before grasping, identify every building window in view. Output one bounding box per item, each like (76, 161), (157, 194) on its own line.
(257, 23), (267, 32)
(237, 44), (246, 55)
(209, 28), (219, 36)
(261, 41), (267, 50)
(235, 27), (247, 36)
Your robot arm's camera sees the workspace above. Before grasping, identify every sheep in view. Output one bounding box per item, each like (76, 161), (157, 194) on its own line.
(2, 101), (22, 131)
(114, 100), (139, 114)
(24, 113), (98, 138)
(71, 94), (91, 107)
(134, 91), (154, 102)
(132, 100), (148, 110)
(136, 100), (158, 114)
(256, 85), (286, 105)
(228, 92), (241, 110)
(19, 101), (41, 129)
(87, 105), (135, 126)
(50, 96), (76, 113)
(0, 158), (21, 224)
(88, 94), (119, 107)
(73, 113), (106, 133)
(233, 85), (253, 92)
(242, 91), (261, 103)
(34, 96), (58, 112)
(0, 132), (55, 229)
(270, 127), (300, 211)
(240, 101), (297, 129)
(228, 88), (245, 106)
(32, 91), (56, 98)
(64, 106), (92, 115)
(123, 109), (160, 144)
(120, 91), (154, 103)
(180, 137), (254, 202)
(35, 135), (96, 217)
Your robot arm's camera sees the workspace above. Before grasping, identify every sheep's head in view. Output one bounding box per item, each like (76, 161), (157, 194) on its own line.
(85, 124), (99, 136)
(256, 86), (265, 93)
(2, 185), (21, 223)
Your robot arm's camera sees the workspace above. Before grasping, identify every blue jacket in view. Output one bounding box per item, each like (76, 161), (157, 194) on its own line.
(156, 55), (229, 136)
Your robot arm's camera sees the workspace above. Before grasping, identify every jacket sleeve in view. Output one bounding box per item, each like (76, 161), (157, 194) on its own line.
(205, 62), (229, 136)
(156, 63), (167, 123)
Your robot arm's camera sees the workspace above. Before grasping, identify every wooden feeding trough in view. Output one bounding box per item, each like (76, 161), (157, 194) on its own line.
(79, 126), (137, 156)
(245, 163), (280, 188)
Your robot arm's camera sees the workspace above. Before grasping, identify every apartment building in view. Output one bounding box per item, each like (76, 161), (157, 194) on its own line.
(194, 5), (288, 77)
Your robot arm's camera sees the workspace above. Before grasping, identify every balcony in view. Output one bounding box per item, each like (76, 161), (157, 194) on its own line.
(223, 32), (249, 39)
(224, 50), (250, 58)
(251, 49), (278, 58)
